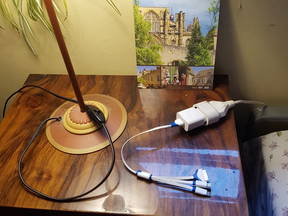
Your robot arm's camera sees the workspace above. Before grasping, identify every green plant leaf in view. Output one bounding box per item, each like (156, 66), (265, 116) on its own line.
(0, 0), (121, 55)
(106, 0), (121, 15)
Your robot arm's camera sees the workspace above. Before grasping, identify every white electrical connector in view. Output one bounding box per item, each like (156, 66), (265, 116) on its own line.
(175, 100), (265, 131)
(176, 100), (237, 131)
(135, 169), (211, 196)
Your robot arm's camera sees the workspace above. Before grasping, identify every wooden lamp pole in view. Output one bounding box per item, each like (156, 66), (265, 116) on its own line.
(43, 0), (127, 154)
(43, 0), (86, 112)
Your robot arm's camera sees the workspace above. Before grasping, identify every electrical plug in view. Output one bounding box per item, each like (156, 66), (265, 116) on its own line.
(176, 100), (237, 131)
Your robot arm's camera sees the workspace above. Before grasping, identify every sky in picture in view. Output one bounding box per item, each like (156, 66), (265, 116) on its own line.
(138, 0), (215, 35)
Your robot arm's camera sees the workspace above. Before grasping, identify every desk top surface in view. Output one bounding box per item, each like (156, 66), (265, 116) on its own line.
(0, 74), (248, 215)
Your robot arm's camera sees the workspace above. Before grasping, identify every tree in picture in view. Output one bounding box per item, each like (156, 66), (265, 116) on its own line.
(134, 0), (162, 65)
(186, 17), (211, 66)
(186, 0), (219, 66)
(206, 0), (220, 63)
(208, 0), (220, 29)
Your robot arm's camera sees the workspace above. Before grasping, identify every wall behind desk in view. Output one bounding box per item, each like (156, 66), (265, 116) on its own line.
(0, 0), (136, 116)
(216, 0), (288, 106)
(1, 0), (288, 118)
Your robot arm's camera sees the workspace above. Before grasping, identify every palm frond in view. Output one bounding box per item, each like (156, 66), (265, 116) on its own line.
(0, 0), (121, 55)
(106, 0), (121, 15)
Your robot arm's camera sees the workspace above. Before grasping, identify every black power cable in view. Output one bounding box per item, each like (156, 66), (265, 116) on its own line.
(3, 85), (78, 118)
(4, 85), (115, 202)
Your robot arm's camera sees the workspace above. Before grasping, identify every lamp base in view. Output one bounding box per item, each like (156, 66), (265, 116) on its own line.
(46, 94), (127, 154)
(62, 100), (109, 135)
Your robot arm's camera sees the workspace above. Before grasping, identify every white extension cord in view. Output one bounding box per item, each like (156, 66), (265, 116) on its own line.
(121, 100), (264, 196)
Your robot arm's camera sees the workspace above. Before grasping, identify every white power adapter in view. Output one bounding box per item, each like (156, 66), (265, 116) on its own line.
(176, 100), (236, 131)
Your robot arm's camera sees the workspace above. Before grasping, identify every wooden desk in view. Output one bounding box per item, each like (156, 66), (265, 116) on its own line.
(0, 75), (248, 215)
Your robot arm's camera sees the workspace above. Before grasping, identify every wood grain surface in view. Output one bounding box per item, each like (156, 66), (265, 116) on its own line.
(0, 75), (248, 215)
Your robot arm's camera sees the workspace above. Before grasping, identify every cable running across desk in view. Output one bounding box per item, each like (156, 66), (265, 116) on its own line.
(2, 85), (78, 118)
(4, 85), (115, 202)
(4, 85), (265, 199)
(121, 123), (212, 196)
(120, 99), (265, 196)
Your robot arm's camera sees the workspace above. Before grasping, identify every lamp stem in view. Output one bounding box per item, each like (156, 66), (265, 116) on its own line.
(43, 0), (86, 112)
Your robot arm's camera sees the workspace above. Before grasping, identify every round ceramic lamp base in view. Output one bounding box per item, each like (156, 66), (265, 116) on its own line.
(46, 94), (127, 154)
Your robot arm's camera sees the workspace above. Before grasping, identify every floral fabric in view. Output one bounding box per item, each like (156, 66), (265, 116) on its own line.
(251, 130), (288, 216)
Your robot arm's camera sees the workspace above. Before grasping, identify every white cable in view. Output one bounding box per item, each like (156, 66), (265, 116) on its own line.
(121, 99), (265, 196)
(153, 168), (209, 181)
(120, 122), (211, 196)
(152, 176), (194, 190)
(233, 100), (265, 106)
(153, 176), (211, 190)
(121, 124), (173, 174)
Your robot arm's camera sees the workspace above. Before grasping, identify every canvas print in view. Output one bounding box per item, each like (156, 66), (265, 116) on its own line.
(134, 0), (220, 89)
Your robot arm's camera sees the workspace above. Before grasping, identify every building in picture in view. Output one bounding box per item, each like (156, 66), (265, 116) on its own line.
(137, 66), (161, 88)
(138, 7), (191, 47)
(191, 68), (214, 87)
(138, 7), (191, 64)
(138, 6), (217, 65)
(185, 67), (214, 88)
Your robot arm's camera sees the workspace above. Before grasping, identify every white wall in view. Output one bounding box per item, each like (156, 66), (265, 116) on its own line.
(0, 0), (136, 114)
(1, 0), (288, 117)
(216, 0), (288, 105)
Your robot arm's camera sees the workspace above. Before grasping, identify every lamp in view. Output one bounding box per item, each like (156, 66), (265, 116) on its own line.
(43, 0), (127, 154)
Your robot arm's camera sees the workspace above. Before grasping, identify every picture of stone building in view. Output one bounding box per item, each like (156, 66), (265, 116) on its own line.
(138, 7), (191, 64)
(185, 67), (214, 88)
(135, 0), (220, 89)
(191, 68), (214, 87)
(137, 66), (161, 88)
(138, 7), (191, 47)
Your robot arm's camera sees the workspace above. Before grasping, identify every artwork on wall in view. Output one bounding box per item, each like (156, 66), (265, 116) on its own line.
(134, 0), (220, 89)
